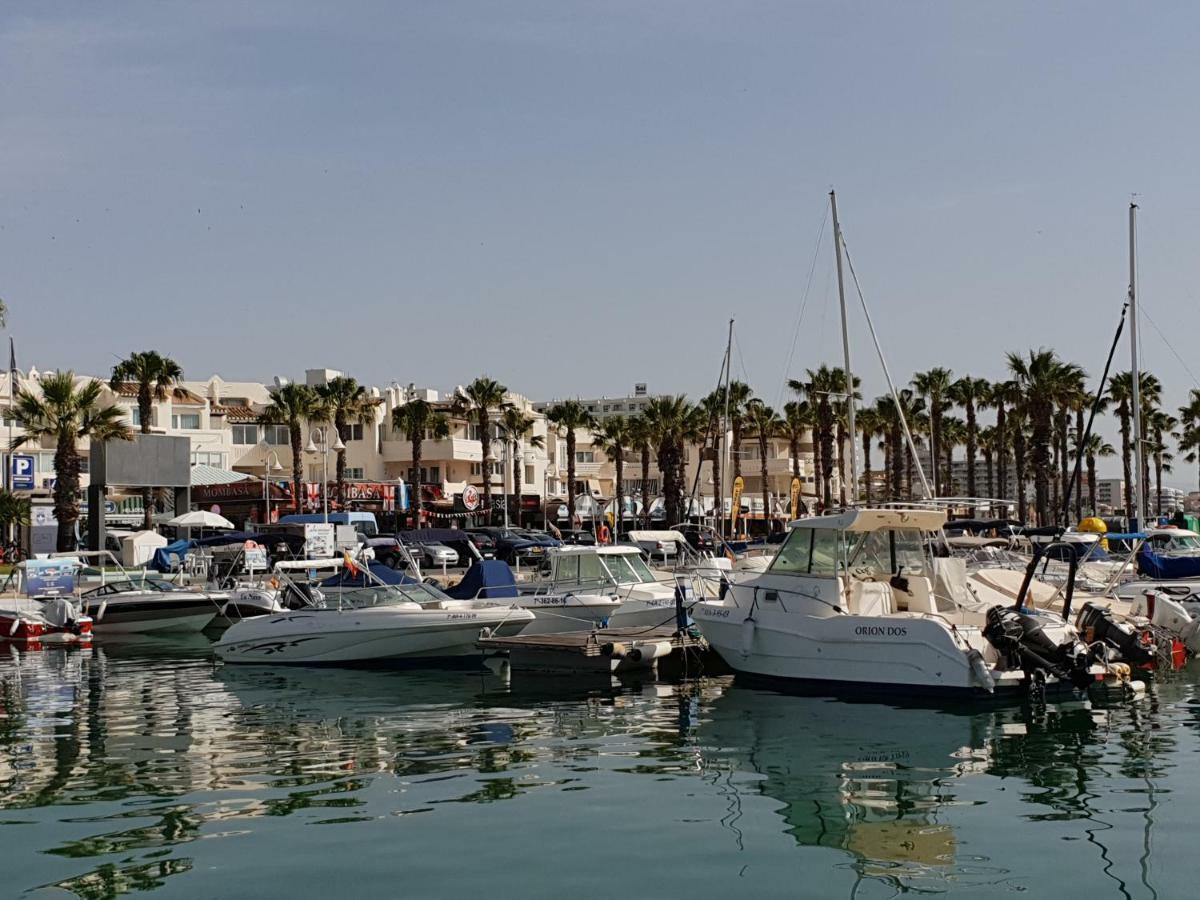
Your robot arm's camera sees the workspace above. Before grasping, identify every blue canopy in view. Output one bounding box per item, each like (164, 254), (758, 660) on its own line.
(149, 531), (304, 571)
(443, 560), (518, 600)
(1138, 545), (1200, 579)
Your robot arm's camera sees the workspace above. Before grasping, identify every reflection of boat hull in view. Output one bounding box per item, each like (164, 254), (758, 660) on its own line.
(214, 605), (535, 664)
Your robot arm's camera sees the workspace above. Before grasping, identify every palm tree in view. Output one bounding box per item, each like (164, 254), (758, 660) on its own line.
(391, 397), (450, 528)
(856, 407), (881, 505)
(723, 381), (754, 484)
(1081, 433), (1115, 515)
(948, 376), (989, 499)
(453, 377), (511, 523)
(1178, 390), (1200, 492)
(1007, 349), (1069, 526)
(979, 425), (997, 498)
(940, 415), (966, 493)
(499, 408), (544, 528)
(989, 379), (1020, 501)
(545, 399), (596, 523)
(626, 414), (653, 527)
(782, 400), (815, 511)
(259, 383), (322, 513)
(1009, 408), (1030, 523)
(594, 417), (632, 535)
(911, 367), (954, 496)
(790, 366), (847, 509)
(12, 372), (133, 550)
(314, 376), (375, 509)
(744, 400), (784, 531)
(1109, 370), (1162, 516)
(1050, 362), (1086, 523)
(0, 489), (31, 533)
(109, 350), (184, 530)
(1149, 409), (1177, 516)
(641, 395), (695, 526)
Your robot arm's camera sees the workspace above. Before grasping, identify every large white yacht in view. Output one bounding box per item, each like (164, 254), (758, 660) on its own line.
(693, 509), (1110, 696)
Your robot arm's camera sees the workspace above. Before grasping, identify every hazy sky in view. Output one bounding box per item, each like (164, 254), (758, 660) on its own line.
(4, 2), (1200, 482)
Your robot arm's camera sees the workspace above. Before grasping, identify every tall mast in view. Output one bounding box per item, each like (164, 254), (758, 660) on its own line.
(830, 190), (858, 505)
(721, 318), (734, 537)
(1129, 201), (1145, 527)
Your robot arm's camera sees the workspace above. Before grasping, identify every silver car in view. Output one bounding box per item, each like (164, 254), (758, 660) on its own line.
(416, 542), (459, 567)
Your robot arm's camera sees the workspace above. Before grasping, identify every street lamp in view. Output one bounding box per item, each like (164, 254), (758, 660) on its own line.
(263, 449), (283, 525)
(486, 445), (508, 529)
(305, 426), (345, 524)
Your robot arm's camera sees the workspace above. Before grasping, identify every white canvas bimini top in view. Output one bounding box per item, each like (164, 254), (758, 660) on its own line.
(786, 508), (947, 533)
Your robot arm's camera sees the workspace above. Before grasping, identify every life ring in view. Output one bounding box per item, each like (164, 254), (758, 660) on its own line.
(598, 523), (611, 545)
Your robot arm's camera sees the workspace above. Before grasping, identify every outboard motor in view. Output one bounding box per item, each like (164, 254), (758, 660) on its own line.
(282, 582), (322, 610)
(1076, 602), (1156, 667)
(983, 605), (1093, 689)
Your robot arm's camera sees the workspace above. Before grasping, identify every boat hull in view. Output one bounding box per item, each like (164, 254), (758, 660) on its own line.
(214, 605), (534, 665)
(83, 596), (218, 634)
(514, 595), (623, 635)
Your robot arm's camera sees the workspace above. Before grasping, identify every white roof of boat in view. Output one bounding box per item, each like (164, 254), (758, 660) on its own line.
(787, 508), (947, 533)
(1149, 527), (1200, 538)
(626, 530), (689, 542)
(552, 545), (641, 555)
(272, 559), (344, 571)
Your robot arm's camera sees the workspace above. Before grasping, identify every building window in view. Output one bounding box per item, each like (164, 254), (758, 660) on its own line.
(131, 408), (143, 427)
(191, 451), (225, 468)
(429, 466), (440, 483)
(265, 424), (290, 446)
(78, 456), (89, 474)
(469, 462), (503, 476)
(525, 464), (535, 485)
(172, 413), (201, 430)
(344, 423), (364, 441)
(232, 424), (258, 445)
(344, 467), (364, 479)
(468, 423), (501, 441)
(575, 451), (595, 464)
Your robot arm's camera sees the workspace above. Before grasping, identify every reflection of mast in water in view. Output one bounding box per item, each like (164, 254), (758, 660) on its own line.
(697, 688), (992, 894)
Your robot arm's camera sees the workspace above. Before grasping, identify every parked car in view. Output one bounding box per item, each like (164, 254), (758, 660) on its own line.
(467, 527), (558, 565)
(365, 536), (405, 569)
(411, 541), (459, 568)
(557, 529), (597, 546)
(465, 532), (497, 559)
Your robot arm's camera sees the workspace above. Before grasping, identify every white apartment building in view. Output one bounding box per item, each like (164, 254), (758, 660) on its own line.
(533, 383), (662, 422)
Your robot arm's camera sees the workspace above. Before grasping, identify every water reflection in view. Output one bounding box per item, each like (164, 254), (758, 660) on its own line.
(1, 642), (1198, 898)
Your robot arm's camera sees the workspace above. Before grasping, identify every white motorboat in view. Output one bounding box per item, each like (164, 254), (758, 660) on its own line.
(214, 563), (535, 665)
(529, 545), (693, 629)
(78, 577), (219, 634)
(693, 509), (1116, 697)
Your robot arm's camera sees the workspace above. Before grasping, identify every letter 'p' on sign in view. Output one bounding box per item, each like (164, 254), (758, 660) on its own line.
(11, 454), (34, 490)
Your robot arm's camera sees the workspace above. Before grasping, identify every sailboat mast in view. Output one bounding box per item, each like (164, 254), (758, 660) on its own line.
(830, 190), (858, 506)
(721, 318), (734, 538)
(1129, 202), (1145, 527)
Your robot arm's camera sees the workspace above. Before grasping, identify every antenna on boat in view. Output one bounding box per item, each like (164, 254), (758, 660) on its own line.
(830, 190), (859, 506)
(1129, 201), (1146, 529)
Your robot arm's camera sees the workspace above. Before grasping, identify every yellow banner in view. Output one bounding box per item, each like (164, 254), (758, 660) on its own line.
(790, 476), (802, 518)
(730, 476), (744, 532)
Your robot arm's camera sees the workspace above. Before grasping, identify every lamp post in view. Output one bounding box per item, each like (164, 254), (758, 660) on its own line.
(487, 445), (508, 529)
(262, 449), (283, 525)
(305, 426), (345, 524)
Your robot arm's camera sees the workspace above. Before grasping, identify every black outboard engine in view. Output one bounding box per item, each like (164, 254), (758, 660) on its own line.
(983, 605), (1093, 689)
(1076, 602), (1156, 667)
(282, 582), (320, 610)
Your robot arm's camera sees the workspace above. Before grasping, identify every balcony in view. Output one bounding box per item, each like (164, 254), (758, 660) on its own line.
(381, 437), (483, 464)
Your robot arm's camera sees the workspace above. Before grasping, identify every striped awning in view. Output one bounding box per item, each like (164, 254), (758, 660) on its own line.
(190, 464), (254, 486)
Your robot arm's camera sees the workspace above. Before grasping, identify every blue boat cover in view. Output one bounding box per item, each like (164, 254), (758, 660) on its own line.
(1138, 546), (1200, 579)
(443, 560), (518, 600)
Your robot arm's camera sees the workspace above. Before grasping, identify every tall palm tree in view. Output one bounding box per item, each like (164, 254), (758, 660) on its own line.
(1108, 370), (1162, 516)
(259, 383), (322, 514)
(744, 400), (784, 531)
(314, 376), (375, 509)
(1149, 409), (1177, 516)
(1009, 408), (1030, 523)
(641, 395), (695, 526)
(594, 416), (632, 535)
(1178, 389), (1200, 492)
(109, 350), (184, 530)
(391, 397), (450, 528)
(911, 367), (954, 496)
(782, 400), (815, 511)
(1081, 433), (1115, 515)
(948, 376), (989, 499)
(498, 408), (544, 528)
(790, 366), (847, 509)
(979, 425), (997, 498)
(1050, 362), (1086, 523)
(940, 415), (966, 494)
(1007, 349), (1069, 526)
(545, 399), (596, 522)
(856, 407), (881, 505)
(626, 414), (653, 527)
(989, 379), (1020, 502)
(12, 372), (133, 550)
(723, 381), (754, 484)
(453, 377), (511, 523)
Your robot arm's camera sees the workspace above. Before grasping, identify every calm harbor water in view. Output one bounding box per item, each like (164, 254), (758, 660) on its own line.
(2, 639), (1198, 899)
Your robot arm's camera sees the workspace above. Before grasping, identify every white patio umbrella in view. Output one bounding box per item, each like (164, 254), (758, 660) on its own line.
(168, 510), (235, 530)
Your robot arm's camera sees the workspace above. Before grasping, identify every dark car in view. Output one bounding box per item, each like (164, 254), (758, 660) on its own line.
(557, 529), (597, 546)
(468, 527), (560, 565)
(465, 532), (497, 559)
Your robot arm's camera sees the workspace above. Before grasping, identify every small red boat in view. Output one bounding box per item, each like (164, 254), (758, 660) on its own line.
(0, 597), (93, 644)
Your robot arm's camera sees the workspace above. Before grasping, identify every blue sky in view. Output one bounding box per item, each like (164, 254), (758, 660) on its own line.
(4, 2), (1200, 481)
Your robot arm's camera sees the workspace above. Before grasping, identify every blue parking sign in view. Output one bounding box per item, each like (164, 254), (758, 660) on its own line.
(11, 454), (34, 490)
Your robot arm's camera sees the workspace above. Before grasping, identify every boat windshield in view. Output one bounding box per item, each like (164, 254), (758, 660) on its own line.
(331, 582), (443, 609)
(1159, 534), (1200, 553)
(601, 553), (656, 585)
(845, 528), (928, 579)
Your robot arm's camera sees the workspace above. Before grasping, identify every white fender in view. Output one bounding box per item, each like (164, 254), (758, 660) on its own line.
(95, 600), (108, 622)
(8, 617), (20, 636)
(740, 616), (756, 657)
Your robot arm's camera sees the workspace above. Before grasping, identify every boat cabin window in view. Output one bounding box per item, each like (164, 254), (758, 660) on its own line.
(578, 554), (605, 584)
(602, 553), (654, 585)
(1155, 533), (1200, 553)
(845, 528), (927, 579)
(555, 555), (579, 584)
(770, 527), (842, 576)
